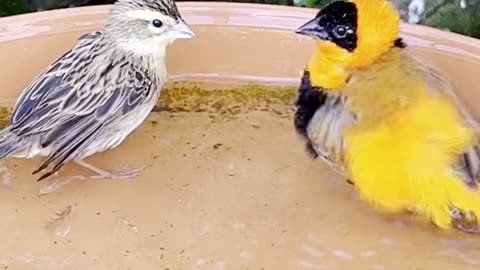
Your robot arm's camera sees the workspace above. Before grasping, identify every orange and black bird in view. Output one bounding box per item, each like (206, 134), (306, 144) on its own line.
(294, 0), (480, 233)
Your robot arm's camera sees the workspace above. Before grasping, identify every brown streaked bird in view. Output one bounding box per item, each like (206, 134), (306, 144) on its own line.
(0, 0), (195, 192)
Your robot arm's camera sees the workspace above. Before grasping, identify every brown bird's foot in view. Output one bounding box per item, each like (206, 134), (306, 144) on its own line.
(38, 173), (75, 196)
(451, 208), (480, 234)
(38, 161), (144, 196)
(74, 160), (145, 180)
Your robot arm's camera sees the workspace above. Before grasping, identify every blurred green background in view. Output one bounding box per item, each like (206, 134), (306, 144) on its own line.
(1, 0), (479, 38)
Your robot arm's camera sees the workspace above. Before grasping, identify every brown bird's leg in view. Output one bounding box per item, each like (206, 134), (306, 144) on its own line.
(74, 160), (144, 180)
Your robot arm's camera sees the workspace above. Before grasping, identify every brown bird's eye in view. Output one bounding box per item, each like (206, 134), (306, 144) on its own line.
(333, 25), (348, 39)
(152, 19), (163, 28)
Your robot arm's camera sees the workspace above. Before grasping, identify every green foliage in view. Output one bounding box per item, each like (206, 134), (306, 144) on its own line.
(304, 0), (333, 8)
(0, 0), (30, 17)
(422, 1), (480, 38)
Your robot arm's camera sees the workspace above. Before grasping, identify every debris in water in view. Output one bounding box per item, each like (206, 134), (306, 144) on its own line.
(213, 143), (224, 150)
(123, 219), (140, 233)
(360, 250), (377, 257)
(0, 165), (12, 188)
(0, 109), (12, 187)
(156, 82), (296, 120)
(0, 107), (10, 129)
(301, 244), (325, 258)
(48, 205), (72, 225)
(379, 237), (401, 247)
(332, 250), (353, 260)
(46, 205), (72, 237)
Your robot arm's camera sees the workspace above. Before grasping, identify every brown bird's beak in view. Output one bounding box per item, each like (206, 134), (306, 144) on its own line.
(170, 18), (196, 39)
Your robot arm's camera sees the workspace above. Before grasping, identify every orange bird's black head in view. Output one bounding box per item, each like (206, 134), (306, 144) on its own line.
(296, 0), (403, 70)
(296, 1), (358, 52)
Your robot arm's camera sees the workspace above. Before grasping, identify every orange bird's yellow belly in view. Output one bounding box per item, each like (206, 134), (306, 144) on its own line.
(344, 93), (480, 229)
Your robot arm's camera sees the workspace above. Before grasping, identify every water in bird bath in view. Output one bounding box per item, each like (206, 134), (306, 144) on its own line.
(0, 2), (480, 270)
(0, 80), (479, 270)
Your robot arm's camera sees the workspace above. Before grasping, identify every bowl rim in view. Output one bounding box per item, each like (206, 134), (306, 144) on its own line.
(0, 1), (478, 46)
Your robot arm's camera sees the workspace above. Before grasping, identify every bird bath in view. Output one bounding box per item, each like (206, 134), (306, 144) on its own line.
(0, 2), (480, 269)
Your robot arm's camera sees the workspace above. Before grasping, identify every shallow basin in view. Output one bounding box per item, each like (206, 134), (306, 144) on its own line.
(0, 2), (480, 270)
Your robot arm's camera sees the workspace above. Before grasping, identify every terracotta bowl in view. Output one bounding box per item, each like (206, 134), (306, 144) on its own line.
(0, 2), (479, 269)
